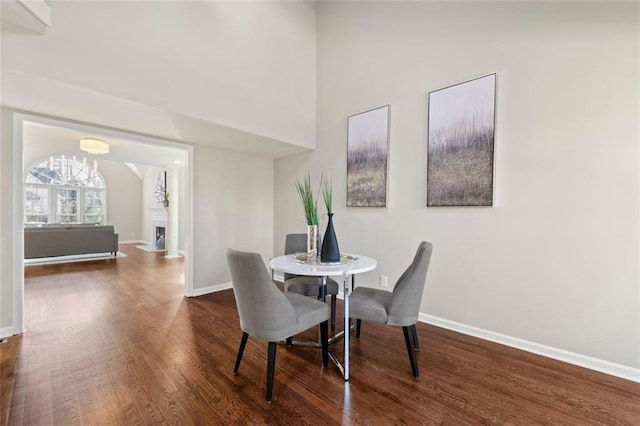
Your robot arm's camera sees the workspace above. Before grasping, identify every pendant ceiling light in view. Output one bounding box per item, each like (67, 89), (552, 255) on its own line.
(80, 137), (109, 155)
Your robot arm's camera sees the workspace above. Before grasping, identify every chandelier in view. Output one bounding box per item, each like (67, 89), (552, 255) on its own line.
(80, 137), (109, 155)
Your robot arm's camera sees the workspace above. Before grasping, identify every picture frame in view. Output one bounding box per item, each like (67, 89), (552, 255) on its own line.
(427, 73), (496, 207)
(155, 170), (168, 205)
(346, 105), (390, 207)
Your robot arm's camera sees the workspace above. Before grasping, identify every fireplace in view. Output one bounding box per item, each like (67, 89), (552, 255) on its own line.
(152, 220), (167, 251)
(137, 209), (170, 253)
(155, 225), (166, 250)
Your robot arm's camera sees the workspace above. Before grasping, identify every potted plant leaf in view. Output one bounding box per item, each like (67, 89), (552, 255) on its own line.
(295, 172), (320, 259)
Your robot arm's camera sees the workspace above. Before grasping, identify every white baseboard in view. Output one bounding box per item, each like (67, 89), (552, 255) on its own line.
(0, 326), (15, 339)
(118, 240), (146, 245)
(191, 282), (232, 297)
(271, 275), (639, 383)
(420, 313), (640, 384)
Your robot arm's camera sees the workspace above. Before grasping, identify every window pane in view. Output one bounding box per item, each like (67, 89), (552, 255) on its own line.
(25, 186), (49, 224)
(25, 162), (55, 185)
(26, 156), (104, 188)
(56, 188), (78, 222)
(84, 190), (105, 224)
(25, 156), (107, 225)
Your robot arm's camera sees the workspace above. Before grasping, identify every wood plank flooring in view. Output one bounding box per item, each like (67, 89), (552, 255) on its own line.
(1, 244), (639, 425)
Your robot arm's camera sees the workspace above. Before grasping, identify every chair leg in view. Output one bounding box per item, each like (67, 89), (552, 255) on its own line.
(356, 319), (362, 338)
(412, 324), (420, 350)
(320, 320), (329, 367)
(402, 326), (419, 378)
(234, 332), (249, 374)
(266, 341), (277, 402)
(331, 295), (337, 331)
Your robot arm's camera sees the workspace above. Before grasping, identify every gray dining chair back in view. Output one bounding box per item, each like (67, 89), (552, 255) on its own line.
(386, 241), (433, 326)
(349, 241), (433, 377)
(226, 248), (329, 402)
(227, 249), (297, 341)
(284, 233), (306, 281)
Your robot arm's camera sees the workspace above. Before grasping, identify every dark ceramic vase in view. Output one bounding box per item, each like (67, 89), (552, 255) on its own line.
(321, 213), (340, 262)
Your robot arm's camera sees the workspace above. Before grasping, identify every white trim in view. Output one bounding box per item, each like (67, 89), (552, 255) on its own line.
(184, 146), (195, 297)
(13, 115), (25, 335)
(16, 0), (51, 27)
(272, 270), (639, 383)
(118, 240), (147, 245)
(420, 313), (640, 384)
(191, 282), (232, 297)
(0, 326), (16, 339)
(2, 0), (50, 34)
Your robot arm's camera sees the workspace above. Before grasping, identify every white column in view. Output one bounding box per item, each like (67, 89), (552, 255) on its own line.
(165, 166), (180, 258)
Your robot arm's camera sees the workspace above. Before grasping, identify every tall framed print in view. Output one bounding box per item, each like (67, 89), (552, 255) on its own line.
(347, 105), (390, 207)
(427, 74), (496, 206)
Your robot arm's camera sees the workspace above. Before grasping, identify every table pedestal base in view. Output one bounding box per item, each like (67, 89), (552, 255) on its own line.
(282, 274), (354, 379)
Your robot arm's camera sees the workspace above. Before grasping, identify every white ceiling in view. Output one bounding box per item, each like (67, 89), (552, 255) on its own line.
(24, 121), (186, 168)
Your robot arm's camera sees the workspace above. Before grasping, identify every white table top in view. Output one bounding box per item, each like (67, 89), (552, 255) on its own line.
(270, 254), (377, 277)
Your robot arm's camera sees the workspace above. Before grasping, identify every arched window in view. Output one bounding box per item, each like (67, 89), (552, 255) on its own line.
(25, 155), (107, 225)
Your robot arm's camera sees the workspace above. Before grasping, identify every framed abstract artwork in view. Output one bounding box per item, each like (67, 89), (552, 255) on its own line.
(347, 105), (390, 207)
(427, 73), (496, 206)
(155, 170), (168, 206)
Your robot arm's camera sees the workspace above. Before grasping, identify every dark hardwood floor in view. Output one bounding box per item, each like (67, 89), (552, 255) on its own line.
(2, 244), (639, 425)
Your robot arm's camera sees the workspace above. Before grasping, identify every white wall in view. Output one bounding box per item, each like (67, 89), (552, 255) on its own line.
(99, 161), (143, 242)
(192, 145), (274, 288)
(1, 1), (317, 149)
(275, 2), (639, 370)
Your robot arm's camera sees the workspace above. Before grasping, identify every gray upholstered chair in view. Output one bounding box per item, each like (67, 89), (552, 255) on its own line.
(349, 241), (433, 377)
(226, 248), (329, 402)
(284, 233), (339, 330)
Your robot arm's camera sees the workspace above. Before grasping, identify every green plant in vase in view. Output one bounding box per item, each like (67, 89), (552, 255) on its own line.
(295, 172), (320, 259)
(295, 172), (319, 226)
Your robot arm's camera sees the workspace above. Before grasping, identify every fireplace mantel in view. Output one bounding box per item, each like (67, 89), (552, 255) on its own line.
(149, 208), (167, 222)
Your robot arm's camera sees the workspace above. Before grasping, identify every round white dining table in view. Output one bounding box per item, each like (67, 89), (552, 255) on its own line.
(269, 254), (376, 380)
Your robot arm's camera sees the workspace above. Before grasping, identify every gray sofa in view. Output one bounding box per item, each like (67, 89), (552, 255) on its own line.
(24, 224), (119, 259)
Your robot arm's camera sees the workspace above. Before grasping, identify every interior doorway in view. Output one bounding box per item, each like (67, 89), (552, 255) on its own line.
(12, 112), (195, 335)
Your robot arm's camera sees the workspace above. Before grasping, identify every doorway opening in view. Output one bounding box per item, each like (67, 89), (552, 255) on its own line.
(12, 112), (195, 335)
